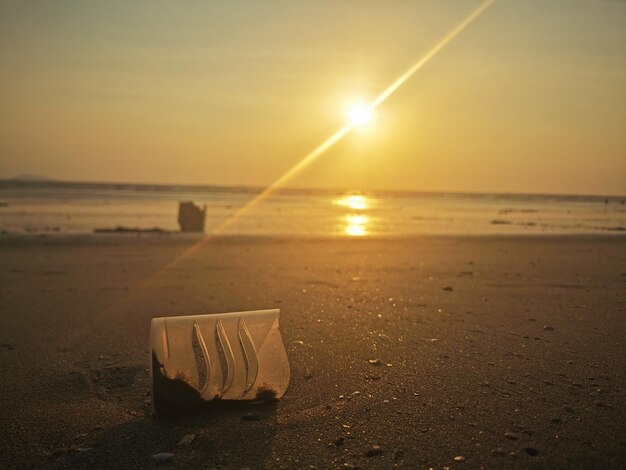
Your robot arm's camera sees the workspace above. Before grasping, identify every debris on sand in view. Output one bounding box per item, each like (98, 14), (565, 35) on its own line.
(255, 384), (278, 401)
(365, 445), (383, 457)
(178, 201), (206, 232)
(152, 452), (174, 463)
(177, 434), (195, 447)
(151, 354), (206, 415)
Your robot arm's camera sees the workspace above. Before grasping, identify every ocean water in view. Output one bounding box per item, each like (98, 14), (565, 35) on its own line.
(0, 180), (624, 236)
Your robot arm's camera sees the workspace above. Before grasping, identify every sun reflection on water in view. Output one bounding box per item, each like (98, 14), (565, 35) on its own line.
(333, 194), (372, 236)
(332, 194), (373, 236)
(334, 194), (368, 211)
(344, 214), (369, 236)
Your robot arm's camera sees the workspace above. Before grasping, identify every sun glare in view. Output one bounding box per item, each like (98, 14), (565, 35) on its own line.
(334, 194), (369, 211)
(346, 102), (373, 127)
(345, 214), (369, 236)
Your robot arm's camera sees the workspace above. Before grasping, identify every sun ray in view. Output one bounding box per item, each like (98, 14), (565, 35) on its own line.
(370, 0), (495, 110)
(167, 0), (496, 265)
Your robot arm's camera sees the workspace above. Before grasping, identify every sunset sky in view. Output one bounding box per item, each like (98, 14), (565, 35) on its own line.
(1, 0), (624, 195)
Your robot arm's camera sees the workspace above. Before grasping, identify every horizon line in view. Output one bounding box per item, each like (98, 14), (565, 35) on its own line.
(1, 176), (624, 199)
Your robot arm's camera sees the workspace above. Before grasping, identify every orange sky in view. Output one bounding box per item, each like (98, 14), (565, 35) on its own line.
(1, 0), (624, 195)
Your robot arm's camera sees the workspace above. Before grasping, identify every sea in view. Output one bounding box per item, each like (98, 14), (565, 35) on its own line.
(0, 180), (624, 236)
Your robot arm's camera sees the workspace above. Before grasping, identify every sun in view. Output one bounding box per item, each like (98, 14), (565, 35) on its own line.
(346, 102), (373, 127)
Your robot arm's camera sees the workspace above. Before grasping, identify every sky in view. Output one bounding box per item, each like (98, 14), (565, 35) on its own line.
(0, 0), (624, 195)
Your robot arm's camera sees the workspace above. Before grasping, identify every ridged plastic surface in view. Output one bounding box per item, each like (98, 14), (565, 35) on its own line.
(150, 309), (289, 413)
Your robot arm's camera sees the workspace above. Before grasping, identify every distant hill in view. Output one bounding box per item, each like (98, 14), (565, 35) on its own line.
(10, 174), (56, 182)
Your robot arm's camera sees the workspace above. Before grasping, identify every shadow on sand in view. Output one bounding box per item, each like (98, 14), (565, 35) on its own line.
(54, 400), (278, 469)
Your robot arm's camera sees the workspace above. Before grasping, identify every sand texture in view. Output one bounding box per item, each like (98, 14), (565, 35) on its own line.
(0, 235), (625, 469)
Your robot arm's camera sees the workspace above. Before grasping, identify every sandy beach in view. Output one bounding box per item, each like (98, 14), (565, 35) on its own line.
(2, 0), (625, 467)
(0, 234), (624, 469)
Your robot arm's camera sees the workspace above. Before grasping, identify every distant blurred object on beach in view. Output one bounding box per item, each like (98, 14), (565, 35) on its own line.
(178, 201), (206, 233)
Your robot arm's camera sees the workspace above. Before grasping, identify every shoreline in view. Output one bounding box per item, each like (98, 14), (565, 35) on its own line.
(2, 231), (626, 241)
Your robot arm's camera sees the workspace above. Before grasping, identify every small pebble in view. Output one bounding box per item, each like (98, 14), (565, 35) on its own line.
(543, 325), (554, 331)
(73, 433), (88, 442)
(50, 448), (68, 458)
(152, 452), (174, 463)
(523, 447), (540, 456)
(454, 455), (465, 462)
(443, 286), (454, 292)
(343, 464), (356, 470)
(365, 445), (383, 457)
(177, 434), (195, 447)
(368, 359), (385, 366)
(504, 432), (518, 440)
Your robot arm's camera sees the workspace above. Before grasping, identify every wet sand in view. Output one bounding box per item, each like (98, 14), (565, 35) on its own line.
(0, 234), (625, 469)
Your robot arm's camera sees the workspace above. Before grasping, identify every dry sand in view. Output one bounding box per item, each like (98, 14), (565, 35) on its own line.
(0, 234), (625, 469)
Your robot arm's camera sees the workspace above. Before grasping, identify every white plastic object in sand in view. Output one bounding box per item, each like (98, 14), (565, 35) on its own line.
(150, 309), (289, 414)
